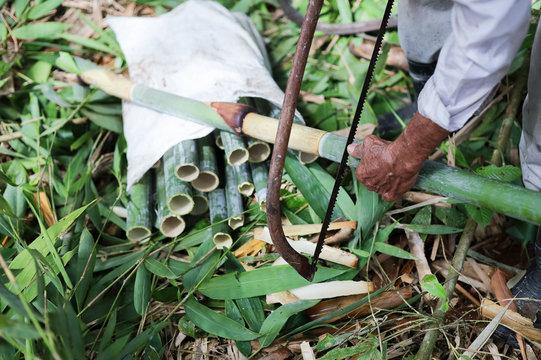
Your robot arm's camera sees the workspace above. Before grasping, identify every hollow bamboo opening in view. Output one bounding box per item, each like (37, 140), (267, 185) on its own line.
(227, 148), (249, 166)
(160, 215), (185, 237)
(192, 171), (220, 192)
(298, 152), (318, 164)
(191, 195), (209, 215)
(176, 164), (200, 182)
(215, 135), (224, 149)
(238, 182), (255, 197)
(127, 226), (151, 242)
(168, 194), (194, 215)
(228, 215), (244, 230)
(213, 233), (233, 249)
(248, 142), (271, 163)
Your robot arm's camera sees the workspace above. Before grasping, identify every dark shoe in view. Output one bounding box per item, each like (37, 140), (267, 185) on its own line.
(494, 228), (541, 346)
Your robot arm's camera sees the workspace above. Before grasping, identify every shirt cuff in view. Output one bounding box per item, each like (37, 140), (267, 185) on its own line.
(417, 77), (452, 131)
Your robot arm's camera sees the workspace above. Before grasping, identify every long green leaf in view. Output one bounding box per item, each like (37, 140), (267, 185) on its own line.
(259, 300), (319, 347)
(133, 265), (151, 315)
(13, 22), (70, 39)
(198, 265), (347, 300)
(10, 202), (92, 269)
(184, 296), (260, 341)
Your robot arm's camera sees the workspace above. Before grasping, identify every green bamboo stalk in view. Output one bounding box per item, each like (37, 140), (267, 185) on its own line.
(173, 139), (200, 182)
(163, 149), (194, 216)
(415, 161), (541, 226)
(319, 132), (541, 226)
(191, 190), (209, 216)
(225, 159), (244, 230)
(250, 161), (267, 211)
(126, 171), (152, 241)
(208, 188), (233, 249)
(247, 137), (271, 163)
(192, 135), (220, 192)
(233, 162), (254, 196)
(416, 217), (477, 360)
(155, 166), (186, 237)
(78, 62), (541, 225)
(221, 131), (249, 166)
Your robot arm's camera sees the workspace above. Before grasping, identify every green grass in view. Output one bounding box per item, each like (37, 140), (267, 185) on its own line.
(0, 0), (538, 359)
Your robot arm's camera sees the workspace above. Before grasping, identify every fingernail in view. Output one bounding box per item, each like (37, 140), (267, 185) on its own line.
(347, 143), (357, 154)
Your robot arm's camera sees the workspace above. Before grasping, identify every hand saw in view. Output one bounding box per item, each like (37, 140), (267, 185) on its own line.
(267, 0), (395, 281)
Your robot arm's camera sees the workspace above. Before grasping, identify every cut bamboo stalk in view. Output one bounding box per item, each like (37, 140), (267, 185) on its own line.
(173, 139), (200, 182)
(162, 149), (194, 216)
(78, 62), (541, 226)
(250, 161), (267, 211)
(208, 188), (232, 249)
(281, 222), (357, 237)
(215, 133), (224, 150)
(192, 135), (219, 192)
(247, 137), (271, 163)
(405, 228), (434, 301)
(289, 280), (373, 301)
(300, 341), (315, 360)
(126, 171), (152, 242)
(480, 299), (541, 343)
(232, 162), (254, 196)
(254, 227), (358, 267)
(221, 131), (249, 166)
(225, 161), (244, 230)
(155, 166), (185, 237)
(191, 190), (209, 216)
(305, 287), (413, 323)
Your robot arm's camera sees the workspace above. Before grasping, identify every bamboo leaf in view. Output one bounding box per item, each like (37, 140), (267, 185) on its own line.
(13, 22), (70, 40)
(284, 153), (345, 220)
(307, 162), (356, 220)
(335, 0), (353, 23)
(403, 224), (463, 234)
(198, 265), (347, 300)
(374, 242), (418, 260)
(113, 322), (169, 359)
(235, 297), (265, 332)
(420, 274), (446, 299)
(55, 52), (80, 75)
(10, 202), (92, 269)
(464, 204), (493, 227)
(476, 165), (522, 183)
(27, 0), (64, 20)
(184, 296), (260, 341)
(134, 265), (151, 315)
(144, 258), (177, 279)
(259, 300), (319, 347)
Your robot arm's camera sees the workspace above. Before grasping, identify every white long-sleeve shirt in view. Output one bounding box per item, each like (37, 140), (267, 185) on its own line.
(417, 0), (531, 132)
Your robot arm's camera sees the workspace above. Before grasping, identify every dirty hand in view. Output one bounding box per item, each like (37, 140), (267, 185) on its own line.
(347, 112), (449, 202)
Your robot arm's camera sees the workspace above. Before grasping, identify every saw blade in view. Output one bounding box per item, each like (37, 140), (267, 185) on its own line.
(310, 0), (395, 272)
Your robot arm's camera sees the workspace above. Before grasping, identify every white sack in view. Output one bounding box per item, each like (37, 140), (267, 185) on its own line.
(108, 0), (298, 188)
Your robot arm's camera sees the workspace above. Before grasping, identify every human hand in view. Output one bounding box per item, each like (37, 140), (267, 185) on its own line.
(347, 112), (449, 202)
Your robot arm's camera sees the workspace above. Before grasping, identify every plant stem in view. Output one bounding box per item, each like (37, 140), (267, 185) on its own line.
(415, 217), (477, 360)
(491, 61), (529, 165)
